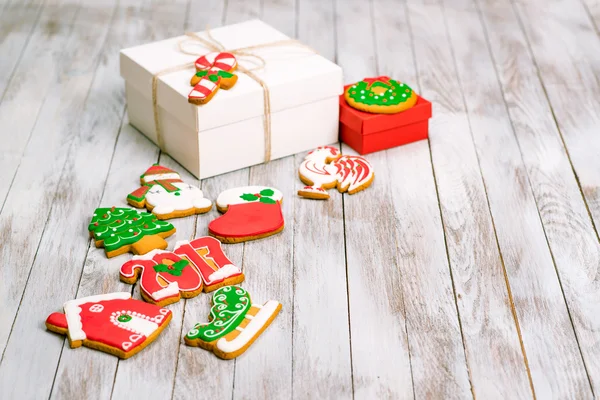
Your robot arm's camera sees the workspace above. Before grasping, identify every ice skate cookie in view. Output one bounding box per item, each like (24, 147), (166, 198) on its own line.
(127, 164), (212, 220)
(298, 146), (375, 199)
(184, 286), (281, 359)
(45, 292), (172, 359)
(88, 207), (175, 258)
(120, 236), (244, 306)
(188, 52), (238, 105)
(208, 186), (284, 243)
(344, 76), (417, 114)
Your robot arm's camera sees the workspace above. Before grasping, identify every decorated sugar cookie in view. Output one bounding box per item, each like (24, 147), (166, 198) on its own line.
(45, 292), (172, 359)
(127, 164), (212, 220)
(344, 76), (417, 114)
(188, 52), (238, 105)
(88, 207), (175, 258)
(298, 146), (374, 199)
(208, 186), (284, 243)
(120, 236), (244, 306)
(184, 286), (281, 359)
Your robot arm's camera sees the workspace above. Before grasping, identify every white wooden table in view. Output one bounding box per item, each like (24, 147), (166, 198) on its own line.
(1, 0), (600, 398)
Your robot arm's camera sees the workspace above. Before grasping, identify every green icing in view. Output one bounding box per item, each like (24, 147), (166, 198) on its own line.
(186, 286), (251, 342)
(88, 207), (174, 252)
(195, 70), (235, 79)
(118, 315), (132, 322)
(347, 78), (414, 106)
(153, 259), (189, 277)
(239, 188), (277, 204)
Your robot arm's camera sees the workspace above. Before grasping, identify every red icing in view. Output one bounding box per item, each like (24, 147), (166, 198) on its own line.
(208, 202), (284, 238)
(46, 312), (68, 329)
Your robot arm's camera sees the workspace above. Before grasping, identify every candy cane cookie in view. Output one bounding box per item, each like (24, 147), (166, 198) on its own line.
(344, 76), (418, 114)
(188, 52), (238, 105)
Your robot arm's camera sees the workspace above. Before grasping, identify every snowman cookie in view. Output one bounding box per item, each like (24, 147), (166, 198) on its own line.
(184, 286), (281, 359)
(344, 76), (418, 114)
(208, 186), (284, 243)
(127, 164), (212, 220)
(46, 292), (172, 359)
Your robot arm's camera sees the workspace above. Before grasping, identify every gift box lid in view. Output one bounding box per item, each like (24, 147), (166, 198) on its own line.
(120, 20), (343, 131)
(339, 84), (432, 135)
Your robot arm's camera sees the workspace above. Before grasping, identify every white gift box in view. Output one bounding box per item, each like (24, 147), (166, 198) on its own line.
(120, 20), (343, 179)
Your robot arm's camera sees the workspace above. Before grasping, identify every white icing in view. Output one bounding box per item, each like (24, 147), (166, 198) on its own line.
(216, 186), (283, 208)
(151, 281), (180, 301)
(206, 264), (241, 284)
(89, 304), (104, 313)
(110, 312), (159, 337)
(63, 292), (131, 341)
(146, 182), (212, 217)
(215, 300), (280, 353)
(142, 172), (180, 183)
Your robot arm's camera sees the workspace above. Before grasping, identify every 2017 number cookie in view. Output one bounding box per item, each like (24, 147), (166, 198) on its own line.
(344, 76), (417, 114)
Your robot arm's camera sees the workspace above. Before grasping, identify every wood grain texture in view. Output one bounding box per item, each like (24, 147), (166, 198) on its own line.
(434, 0), (594, 397)
(479, 0), (600, 395)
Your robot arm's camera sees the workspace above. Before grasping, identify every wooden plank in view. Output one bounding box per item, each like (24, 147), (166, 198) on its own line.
(478, 0), (600, 395)
(380, 0), (532, 397)
(0, 0), (81, 210)
(0, 0), (123, 398)
(429, 0), (594, 397)
(0, 0), (44, 100)
(581, 0), (600, 31)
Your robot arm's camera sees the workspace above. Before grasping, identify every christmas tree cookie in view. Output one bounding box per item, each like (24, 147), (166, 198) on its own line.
(188, 52), (238, 105)
(127, 164), (212, 220)
(208, 186), (284, 243)
(46, 292), (172, 359)
(88, 207), (175, 258)
(184, 286), (281, 359)
(120, 236), (244, 306)
(298, 146), (375, 199)
(344, 76), (417, 114)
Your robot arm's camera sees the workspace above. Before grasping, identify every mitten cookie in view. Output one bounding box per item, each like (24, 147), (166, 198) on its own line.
(88, 207), (175, 258)
(344, 76), (417, 114)
(208, 186), (284, 243)
(45, 292), (172, 359)
(120, 236), (244, 306)
(184, 286), (281, 359)
(188, 52), (238, 105)
(127, 164), (212, 220)
(298, 146), (375, 199)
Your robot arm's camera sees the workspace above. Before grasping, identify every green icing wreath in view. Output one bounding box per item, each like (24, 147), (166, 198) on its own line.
(347, 77), (415, 107)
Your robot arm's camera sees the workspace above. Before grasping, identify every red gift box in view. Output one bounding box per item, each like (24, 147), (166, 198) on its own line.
(339, 85), (432, 154)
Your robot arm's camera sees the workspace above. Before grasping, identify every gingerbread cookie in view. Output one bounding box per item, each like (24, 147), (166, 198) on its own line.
(184, 286), (281, 359)
(298, 146), (374, 199)
(120, 236), (244, 306)
(46, 292), (172, 359)
(344, 76), (417, 114)
(208, 186), (284, 243)
(188, 52), (238, 105)
(127, 164), (212, 220)
(88, 207), (175, 258)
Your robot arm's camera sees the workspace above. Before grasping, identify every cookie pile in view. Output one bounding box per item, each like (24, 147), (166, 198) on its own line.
(46, 147), (374, 360)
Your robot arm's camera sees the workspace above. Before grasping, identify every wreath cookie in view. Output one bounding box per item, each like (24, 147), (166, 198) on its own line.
(344, 76), (418, 114)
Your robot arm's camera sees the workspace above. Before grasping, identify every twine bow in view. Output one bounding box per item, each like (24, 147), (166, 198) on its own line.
(151, 28), (315, 169)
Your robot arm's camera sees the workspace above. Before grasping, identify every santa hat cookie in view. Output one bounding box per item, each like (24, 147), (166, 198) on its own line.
(127, 164), (212, 220)
(45, 292), (172, 359)
(184, 286), (281, 359)
(120, 236), (245, 306)
(88, 207), (176, 258)
(208, 186), (284, 243)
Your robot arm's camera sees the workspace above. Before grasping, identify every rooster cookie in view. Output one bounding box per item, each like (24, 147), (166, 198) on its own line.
(88, 207), (175, 258)
(46, 292), (172, 359)
(184, 286), (281, 359)
(127, 164), (212, 220)
(208, 186), (284, 243)
(120, 236), (244, 306)
(344, 76), (417, 114)
(298, 146), (374, 199)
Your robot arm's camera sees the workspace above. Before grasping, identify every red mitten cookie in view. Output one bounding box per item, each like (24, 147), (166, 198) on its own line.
(184, 286), (281, 359)
(298, 146), (375, 199)
(120, 236), (244, 306)
(208, 186), (284, 243)
(45, 292), (172, 359)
